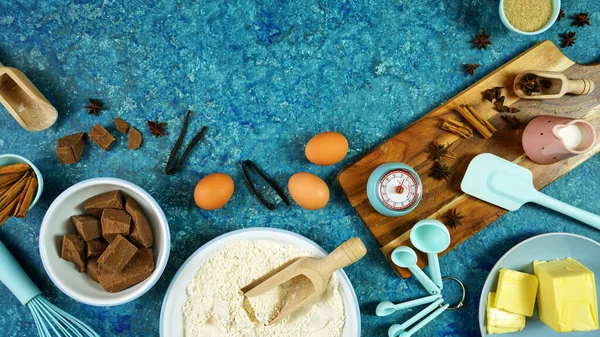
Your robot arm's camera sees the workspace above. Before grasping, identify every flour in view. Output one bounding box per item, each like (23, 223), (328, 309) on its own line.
(182, 240), (346, 337)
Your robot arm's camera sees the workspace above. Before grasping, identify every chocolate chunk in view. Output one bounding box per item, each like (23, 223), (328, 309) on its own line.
(101, 209), (131, 242)
(113, 118), (129, 134)
(128, 127), (142, 150)
(98, 248), (154, 293)
(87, 238), (108, 258)
(87, 258), (100, 283)
(84, 190), (125, 217)
(61, 234), (86, 272)
(89, 124), (115, 151)
(71, 215), (101, 241)
(56, 132), (85, 164)
(125, 197), (153, 248)
(97, 235), (138, 274)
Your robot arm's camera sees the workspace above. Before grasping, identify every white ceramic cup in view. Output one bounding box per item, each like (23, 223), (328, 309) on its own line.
(39, 177), (170, 306)
(499, 0), (561, 35)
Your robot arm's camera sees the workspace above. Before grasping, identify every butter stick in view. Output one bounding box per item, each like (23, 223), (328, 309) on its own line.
(0, 172), (29, 212)
(0, 163), (30, 175)
(15, 176), (37, 218)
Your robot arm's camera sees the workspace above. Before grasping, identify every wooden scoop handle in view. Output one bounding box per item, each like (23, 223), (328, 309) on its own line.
(321, 237), (367, 273)
(567, 78), (595, 95)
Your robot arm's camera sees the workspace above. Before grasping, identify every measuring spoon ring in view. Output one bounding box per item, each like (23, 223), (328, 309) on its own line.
(387, 298), (444, 337)
(397, 303), (449, 337)
(376, 294), (442, 317)
(390, 246), (440, 295)
(409, 219), (451, 290)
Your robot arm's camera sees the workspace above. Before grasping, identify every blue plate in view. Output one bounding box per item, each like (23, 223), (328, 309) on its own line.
(478, 233), (600, 336)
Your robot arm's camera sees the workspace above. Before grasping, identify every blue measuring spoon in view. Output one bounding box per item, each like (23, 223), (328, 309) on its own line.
(394, 303), (450, 337)
(390, 246), (440, 295)
(376, 294), (442, 317)
(409, 219), (450, 290)
(387, 298), (445, 337)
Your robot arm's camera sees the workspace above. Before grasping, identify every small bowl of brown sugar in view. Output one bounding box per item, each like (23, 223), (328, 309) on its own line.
(500, 0), (560, 35)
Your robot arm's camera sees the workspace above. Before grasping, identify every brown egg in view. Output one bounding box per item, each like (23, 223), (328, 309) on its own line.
(288, 172), (330, 210)
(194, 173), (234, 210)
(305, 131), (349, 166)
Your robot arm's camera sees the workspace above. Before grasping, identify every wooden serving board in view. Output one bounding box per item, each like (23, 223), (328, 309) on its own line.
(338, 41), (600, 279)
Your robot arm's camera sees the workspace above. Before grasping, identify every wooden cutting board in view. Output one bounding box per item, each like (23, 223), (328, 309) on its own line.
(337, 40), (600, 279)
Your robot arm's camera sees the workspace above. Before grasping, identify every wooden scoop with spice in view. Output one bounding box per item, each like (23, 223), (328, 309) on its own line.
(514, 71), (595, 99)
(0, 61), (57, 131)
(0, 163), (38, 225)
(242, 237), (367, 325)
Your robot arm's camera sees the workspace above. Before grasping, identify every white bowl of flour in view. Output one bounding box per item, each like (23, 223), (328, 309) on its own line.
(160, 228), (361, 337)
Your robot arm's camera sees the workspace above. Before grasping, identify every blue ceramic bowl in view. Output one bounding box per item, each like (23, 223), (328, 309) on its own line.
(499, 0), (560, 35)
(0, 154), (43, 209)
(479, 233), (600, 336)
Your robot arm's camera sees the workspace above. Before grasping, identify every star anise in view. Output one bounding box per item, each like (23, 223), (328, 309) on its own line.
(85, 98), (105, 115)
(557, 9), (565, 22)
(445, 209), (464, 229)
(560, 31), (577, 47)
(573, 12), (590, 27)
(502, 115), (523, 130)
(427, 142), (456, 161)
(472, 29), (492, 50)
(429, 161), (451, 181)
(465, 64), (480, 76)
(148, 120), (167, 137)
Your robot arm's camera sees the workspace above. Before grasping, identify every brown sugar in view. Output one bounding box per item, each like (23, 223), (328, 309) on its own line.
(504, 0), (553, 32)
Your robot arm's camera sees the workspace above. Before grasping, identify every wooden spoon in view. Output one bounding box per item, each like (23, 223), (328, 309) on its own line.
(514, 70), (595, 99)
(0, 61), (57, 131)
(242, 237), (367, 325)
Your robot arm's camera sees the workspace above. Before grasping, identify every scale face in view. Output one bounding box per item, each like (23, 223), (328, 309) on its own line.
(367, 163), (423, 217)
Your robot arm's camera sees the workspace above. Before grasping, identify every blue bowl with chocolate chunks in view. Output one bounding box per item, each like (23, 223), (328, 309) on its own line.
(39, 178), (170, 306)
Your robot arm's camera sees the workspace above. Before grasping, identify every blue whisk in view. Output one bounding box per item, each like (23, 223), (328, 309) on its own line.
(0, 240), (99, 337)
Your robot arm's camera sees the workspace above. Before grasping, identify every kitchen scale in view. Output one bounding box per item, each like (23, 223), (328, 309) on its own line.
(367, 163), (423, 217)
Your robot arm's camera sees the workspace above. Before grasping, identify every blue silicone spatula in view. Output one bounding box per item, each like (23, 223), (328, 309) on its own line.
(461, 153), (600, 230)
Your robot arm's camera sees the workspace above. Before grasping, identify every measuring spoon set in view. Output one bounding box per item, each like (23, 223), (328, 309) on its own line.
(377, 219), (463, 337)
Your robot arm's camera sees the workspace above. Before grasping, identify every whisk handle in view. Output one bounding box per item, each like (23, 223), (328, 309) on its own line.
(0, 240), (41, 305)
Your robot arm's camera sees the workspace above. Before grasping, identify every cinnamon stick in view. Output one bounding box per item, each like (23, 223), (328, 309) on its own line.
(15, 176), (37, 218)
(466, 105), (497, 133)
(0, 195), (20, 226)
(0, 172), (25, 189)
(441, 119), (474, 139)
(455, 105), (495, 139)
(0, 172), (29, 211)
(13, 178), (28, 216)
(0, 163), (31, 175)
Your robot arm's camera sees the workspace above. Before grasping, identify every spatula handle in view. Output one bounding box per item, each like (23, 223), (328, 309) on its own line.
(322, 237), (367, 273)
(533, 192), (600, 230)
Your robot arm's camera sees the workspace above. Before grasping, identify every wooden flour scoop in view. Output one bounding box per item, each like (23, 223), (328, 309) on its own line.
(242, 237), (367, 325)
(0, 61), (57, 131)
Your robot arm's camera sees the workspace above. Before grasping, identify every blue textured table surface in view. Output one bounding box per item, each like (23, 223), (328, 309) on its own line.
(0, 1), (599, 336)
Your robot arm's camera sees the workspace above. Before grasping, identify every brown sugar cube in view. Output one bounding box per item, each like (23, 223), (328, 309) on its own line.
(113, 118), (129, 134)
(86, 239), (108, 258)
(97, 235), (138, 273)
(84, 190), (124, 217)
(125, 196), (154, 248)
(61, 234), (86, 272)
(98, 248), (154, 293)
(87, 258), (100, 283)
(71, 215), (101, 241)
(56, 132), (85, 164)
(128, 127), (142, 150)
(101, 209), (131, 242)
(89, 124), (115, 151)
